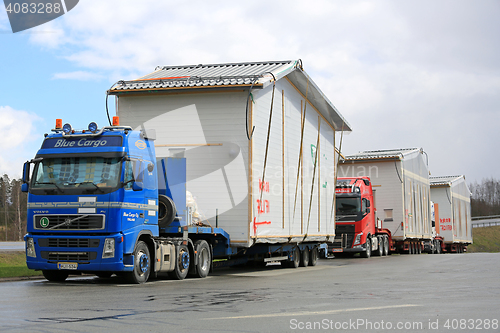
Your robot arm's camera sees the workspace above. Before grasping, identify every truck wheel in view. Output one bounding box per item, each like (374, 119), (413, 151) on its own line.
(361, 238), (371, 258)
(192, 240), (211, 278)
(126, 240), (151, 284)
(436, 240), (441, 254)
(300, 247), (310, 267)
(158, 195), (177, 228)
(374, 236), (383, 256)
(382, 236), (389, 256)
(409, 242), (414, 255)
(42, 270), (69, 282)
(308, 247), (319, 266)
(169, 244), (190, 280)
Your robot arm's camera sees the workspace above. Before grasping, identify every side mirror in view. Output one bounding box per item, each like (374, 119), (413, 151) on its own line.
(22, 161), (30, 183)
(366, 200), (371, 208)
(21, 183), (29, 192)
(132, 182), (143, 191)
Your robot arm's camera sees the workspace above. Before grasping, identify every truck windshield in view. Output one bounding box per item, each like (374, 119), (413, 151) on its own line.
(336, 197), (361, 216)
(31, 157), (122, 194)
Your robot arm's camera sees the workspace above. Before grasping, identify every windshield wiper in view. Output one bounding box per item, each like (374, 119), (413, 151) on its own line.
(78, 181), (104, 193)
(48, 215), (89, 230)
(35, 182), (64, 193)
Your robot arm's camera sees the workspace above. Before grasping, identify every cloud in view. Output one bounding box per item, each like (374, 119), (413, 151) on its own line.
(20, 0), (500, 182)
(0, 106), (43, 177)
(52, 70), (104, 81)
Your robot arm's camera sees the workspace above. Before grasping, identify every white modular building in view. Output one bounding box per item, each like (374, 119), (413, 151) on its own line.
(110, 60), (351, 247)
(430, 175), (473, 246)
(338, 148), (433, 243)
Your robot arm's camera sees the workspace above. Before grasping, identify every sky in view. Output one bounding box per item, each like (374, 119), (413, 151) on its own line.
(0, 0), (499, 185)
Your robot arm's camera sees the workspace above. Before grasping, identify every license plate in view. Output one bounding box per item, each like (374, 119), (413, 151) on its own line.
(331, 249), (343, 253)
(58, 262), (78, 270)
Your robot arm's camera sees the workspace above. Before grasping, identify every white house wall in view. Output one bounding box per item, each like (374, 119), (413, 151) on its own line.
(251, 79), (336, 244)
(117, 92), (250, 244)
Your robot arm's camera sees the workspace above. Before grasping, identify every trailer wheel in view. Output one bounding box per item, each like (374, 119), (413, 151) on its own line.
(126, 240), (151, 284)
(191, 240), (211, 278)
(361, 238), (371, 258)
(300, 247), (310, 267)
(169, 244), (190, 280)
(308, 247), (318, 266)
(286, 247), (300, 268)
(158, 195), (177, 228)
(42, 270), (69, 282)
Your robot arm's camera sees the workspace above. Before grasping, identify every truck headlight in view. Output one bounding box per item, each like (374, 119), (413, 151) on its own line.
(26, 237), (36, 258)
(102, 238), (115, 259)
(353, 233), (363, 246)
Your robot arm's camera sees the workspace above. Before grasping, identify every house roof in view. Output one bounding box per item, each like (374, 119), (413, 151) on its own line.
(430, 175), (465, 187)
(343, 148), (422, 161)
(108, 60), (351, 131)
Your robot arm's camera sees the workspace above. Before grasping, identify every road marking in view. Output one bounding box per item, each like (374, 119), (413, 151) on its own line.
(202, 304), (421, 320)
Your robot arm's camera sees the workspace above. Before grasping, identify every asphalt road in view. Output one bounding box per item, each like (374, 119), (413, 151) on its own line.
(0, 242), (24, 252)
(1, 252), (499, 333)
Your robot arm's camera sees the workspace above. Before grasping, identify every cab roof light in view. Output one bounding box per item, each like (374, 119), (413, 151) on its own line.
(62, 123), (73, 135)
(55, 119), (62, 129)
(112, 116), (120, 126)
(88, 122), (98, 133)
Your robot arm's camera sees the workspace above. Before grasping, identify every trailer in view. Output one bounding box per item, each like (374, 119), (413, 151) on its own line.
(430, 175), (472, 253)
(337, 148), (433, 254)
(23, 60), (352, 283)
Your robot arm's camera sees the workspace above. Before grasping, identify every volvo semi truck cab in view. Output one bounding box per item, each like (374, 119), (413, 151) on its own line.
(329, 177), (391, 258)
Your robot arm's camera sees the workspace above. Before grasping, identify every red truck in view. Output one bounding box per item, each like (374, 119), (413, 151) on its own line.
(329, 177), (392, 258)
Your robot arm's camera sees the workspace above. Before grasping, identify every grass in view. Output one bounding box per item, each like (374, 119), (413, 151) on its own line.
(0, 252), (42, 279)
(467, 226), (500, 253)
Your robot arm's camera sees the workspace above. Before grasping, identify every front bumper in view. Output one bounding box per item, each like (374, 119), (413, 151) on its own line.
(24, 233), (132, 272)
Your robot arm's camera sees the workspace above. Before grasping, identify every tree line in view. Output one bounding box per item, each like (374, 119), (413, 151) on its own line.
(469, 177), (500, 217)
(0, 174), (27, 241)
(0, 173), (497, 241)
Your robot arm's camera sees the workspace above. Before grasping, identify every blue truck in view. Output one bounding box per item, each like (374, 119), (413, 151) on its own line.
(22, 119), (325, 283)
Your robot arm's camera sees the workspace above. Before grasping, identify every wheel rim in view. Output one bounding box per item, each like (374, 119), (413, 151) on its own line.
(199, 248), (209, 271)
(138, 252), (149, 275)
(180, 249), (190, 270)
(138, 252), (149, 274)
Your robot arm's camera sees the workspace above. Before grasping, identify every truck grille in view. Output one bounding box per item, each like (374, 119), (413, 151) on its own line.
(41, 251), (97, 261)
(34, 215), (105, 230)
(38, 238), (100, 248)
(333, 224), (355, 248)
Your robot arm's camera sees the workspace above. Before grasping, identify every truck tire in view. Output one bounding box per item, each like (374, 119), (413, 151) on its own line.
(191, 240), (211, 278)
(382, 236), (389, 256)
(126, 240), (151, 284)
(374, 236), (383, 256)
(300, 247), (310, 267)
(42, 270), (69, 282)
(286, 247), (300, 268)
(158, 195), (176, 228)
(169, 244), (190, 280)
(361, 238), (371, 258)
(308, 247), (319, 266)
